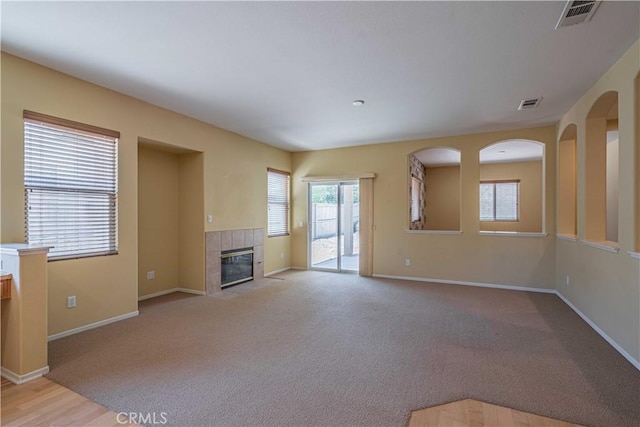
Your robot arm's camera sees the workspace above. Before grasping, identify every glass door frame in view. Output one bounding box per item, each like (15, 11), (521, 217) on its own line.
(307, 180), (359, 273)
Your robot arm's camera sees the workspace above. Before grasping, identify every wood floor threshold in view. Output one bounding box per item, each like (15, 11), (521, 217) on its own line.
(1, 376), (138, 426)
(1, 377), (584, 427)
(408, 398), (583, 427)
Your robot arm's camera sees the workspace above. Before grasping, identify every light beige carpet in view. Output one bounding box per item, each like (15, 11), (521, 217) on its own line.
(47, 271), (640, 427)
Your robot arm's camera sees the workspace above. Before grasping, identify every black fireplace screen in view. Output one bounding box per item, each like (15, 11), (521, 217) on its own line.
(221, 248), (254, 288)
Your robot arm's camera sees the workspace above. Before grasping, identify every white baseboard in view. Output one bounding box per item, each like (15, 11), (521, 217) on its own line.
(371, 273), (639, 371)
(48, 311), (139, 341)
(1, 365), (49, 384)
(555, 291), (640, 370)
(372, 274), (556, 294)
(289, 266), (306, 270)
(265, 267), (292, 276)
(176, 288), (206, 296)
(138, 288), (205, 301)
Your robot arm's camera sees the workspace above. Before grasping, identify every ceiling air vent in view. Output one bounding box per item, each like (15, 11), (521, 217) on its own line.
(556, 1), (601, 29)
(518, 97), (542, 110)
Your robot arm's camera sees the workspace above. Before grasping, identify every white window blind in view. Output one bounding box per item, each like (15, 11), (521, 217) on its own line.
(267, 168), (290, 237)
(24, 111), (119, 260)
(480, 181), (519, 222)
(411, 176), (421, 222)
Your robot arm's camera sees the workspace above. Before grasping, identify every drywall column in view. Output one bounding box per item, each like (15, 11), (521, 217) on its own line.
(0, 244), (51, 384)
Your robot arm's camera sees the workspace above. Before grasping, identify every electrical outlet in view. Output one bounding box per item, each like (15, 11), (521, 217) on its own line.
(280, 253), (284, 259)
(147, 271), (155, 280)
(566, 275), (570, 285)
(207, 214), (213, 223)
(405, 258), (411, 266)
(67, 296), (76, 308)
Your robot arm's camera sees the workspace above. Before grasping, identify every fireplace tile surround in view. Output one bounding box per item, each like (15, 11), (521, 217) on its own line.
(205, 228), (264, 294)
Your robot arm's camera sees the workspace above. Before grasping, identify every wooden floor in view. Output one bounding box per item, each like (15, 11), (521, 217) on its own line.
(1, 376), (137, 426)
(2, 377), (582, 427)
(408, 399), (582, 427)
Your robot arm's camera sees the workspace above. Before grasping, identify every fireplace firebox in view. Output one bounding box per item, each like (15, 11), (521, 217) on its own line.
(221, 247), (254, 288)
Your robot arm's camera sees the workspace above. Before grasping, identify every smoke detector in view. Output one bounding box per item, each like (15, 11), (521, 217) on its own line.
(556, 1), (601, 29)
(518, 97), (542, 110)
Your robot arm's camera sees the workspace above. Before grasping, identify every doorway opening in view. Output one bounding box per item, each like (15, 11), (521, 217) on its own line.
(309, 182), (359, 272)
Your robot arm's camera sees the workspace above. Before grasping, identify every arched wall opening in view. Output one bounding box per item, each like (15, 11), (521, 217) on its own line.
(585, 91), (619, 244)
(408, 147), (461, 231)
(558, 124), (578, 236)
(479, 140), (545, 233)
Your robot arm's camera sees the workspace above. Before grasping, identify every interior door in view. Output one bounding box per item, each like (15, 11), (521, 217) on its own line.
(309, 182), (359, 272)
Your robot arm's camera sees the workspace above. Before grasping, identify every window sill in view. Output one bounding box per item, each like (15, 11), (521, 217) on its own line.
(478, 231), (548, 238)
(405, 230), (463, 235)
(628, 251), (640, 260)
(268, 233), (290, 238)
(556, 234), (578, 242)
(580, 240), (620, 254)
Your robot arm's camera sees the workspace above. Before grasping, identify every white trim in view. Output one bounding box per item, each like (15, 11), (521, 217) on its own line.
(265, 267), (292, 277)
(556, 291), (640, 370)
(176, 288), (206, 296)
(48, 311), (139, 341)
(1, 366), (49, 384)
(371, 273), (639, 370)
(556, 234), (578, 242)
(580, 240), (620, 253)
(301, 173), (375, 182)
(138, 288), (178, 301)
(0, 244), (53, 256)
(628, 251), (640, 260)
(289, 266), (306, 270)
(138, 288), (205, 301)
(371, 274), (556, 294)
(405, 230), (463, 235)
(478, 231), (549, 238)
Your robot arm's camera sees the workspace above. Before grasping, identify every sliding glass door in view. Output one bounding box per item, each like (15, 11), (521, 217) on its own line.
(309, 182), (359, 272)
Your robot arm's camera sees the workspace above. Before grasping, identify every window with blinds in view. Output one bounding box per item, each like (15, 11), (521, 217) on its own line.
(267, 168), (290, 237)
(24, 111), (119, 260)
(410, 176), (421, 222)
(480, 181), (519, 222)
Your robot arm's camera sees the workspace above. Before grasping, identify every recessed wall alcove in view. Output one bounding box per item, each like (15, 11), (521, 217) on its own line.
(585, 91), (619, 245)
(558, 124), (578, 237)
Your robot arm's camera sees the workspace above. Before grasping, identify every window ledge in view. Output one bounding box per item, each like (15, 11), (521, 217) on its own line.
(580, 240), (620, 254)
(478, 231), (548, 238)
(405, 230), (463, 235)
(556, 234), (578, 242)
(628, 251), (640, 260)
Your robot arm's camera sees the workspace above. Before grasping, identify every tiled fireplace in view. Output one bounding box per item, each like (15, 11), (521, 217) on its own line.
(205, 228), (264, 294)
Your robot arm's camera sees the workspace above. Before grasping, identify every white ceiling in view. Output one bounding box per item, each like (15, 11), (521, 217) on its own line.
(415, 148), (461, 167)
(479, 140), (544, 164)
(2, 2), (638, 152)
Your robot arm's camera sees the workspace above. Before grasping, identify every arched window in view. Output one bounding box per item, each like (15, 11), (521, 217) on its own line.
(408, 148), (461, 231)
(479, 140), (544, 233)
(558, 124), (578, 237)
(585, 91), (618, 244)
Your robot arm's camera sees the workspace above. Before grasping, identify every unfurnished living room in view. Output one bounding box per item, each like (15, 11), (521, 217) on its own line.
(1, 1), (639, 427)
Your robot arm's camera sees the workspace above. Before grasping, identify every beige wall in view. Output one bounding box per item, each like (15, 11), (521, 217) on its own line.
(138, 146), (180, 297)
(1, 53), (291, 335)
(291, 125), (556, 289)
(424, 166), (460, 231)
(479, 161), (543, 233)
(556, 40), (640, 364)
(557, 134), (577, 236)
(178, 152), (205, 291)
